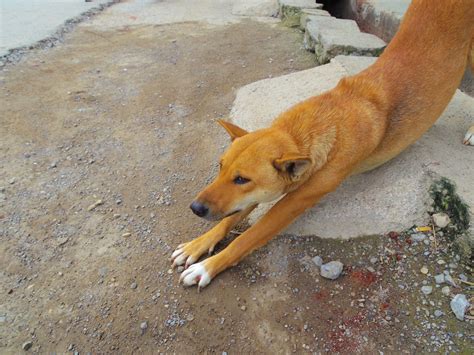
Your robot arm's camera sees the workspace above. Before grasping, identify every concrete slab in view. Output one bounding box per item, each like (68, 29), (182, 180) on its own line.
(232, 0), (279, 17)
(299, 9), (331, 30)
(230, 56), (474, 239)
(0, 0), (112, 56)
(279, 0), (323, 26)
(304, 17), (386, 63)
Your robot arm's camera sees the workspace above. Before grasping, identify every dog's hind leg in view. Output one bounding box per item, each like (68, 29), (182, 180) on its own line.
(171, 205), (256, 268)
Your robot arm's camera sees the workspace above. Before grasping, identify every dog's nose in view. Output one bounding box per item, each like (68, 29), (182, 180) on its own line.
(190, 201), (209, 217)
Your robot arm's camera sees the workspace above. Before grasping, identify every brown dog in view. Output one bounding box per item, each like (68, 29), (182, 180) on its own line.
(172, 0), (474, 289)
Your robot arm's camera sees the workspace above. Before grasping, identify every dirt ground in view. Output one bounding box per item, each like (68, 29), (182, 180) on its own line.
(1, 10), (472, 355)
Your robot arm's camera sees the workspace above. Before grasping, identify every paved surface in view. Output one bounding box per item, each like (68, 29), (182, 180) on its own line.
(231, 56), (474, 239)
(0, 0), (111, 56)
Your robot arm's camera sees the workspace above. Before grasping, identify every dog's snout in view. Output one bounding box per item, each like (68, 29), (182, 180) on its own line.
(190, 201), (209, 217)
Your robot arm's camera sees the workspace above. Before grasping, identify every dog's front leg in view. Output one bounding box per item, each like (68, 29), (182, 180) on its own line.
(180, 167), (346, 289)
(171, 205), (256, 268)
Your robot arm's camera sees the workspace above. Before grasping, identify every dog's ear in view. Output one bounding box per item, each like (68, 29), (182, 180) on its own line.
(273, 154), (313, 181)
(217, 119), (248, 141)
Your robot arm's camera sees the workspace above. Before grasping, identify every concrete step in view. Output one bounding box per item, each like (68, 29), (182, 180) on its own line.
(299, 8), (331, 30)
(229, 56), (474, 241)
(279, 0), (323, 26)
(304, 16), (386, 64)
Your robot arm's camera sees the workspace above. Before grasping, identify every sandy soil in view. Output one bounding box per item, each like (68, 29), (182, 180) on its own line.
(1, 7), (472, 355)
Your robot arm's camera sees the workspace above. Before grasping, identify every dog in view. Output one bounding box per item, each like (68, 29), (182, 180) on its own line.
(171, 0), (474, 289)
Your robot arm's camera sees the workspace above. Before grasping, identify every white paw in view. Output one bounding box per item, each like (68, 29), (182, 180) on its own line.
(171, 245), (197, 268)
(179, 262), (212, 289)
(463, 127), (474, 146)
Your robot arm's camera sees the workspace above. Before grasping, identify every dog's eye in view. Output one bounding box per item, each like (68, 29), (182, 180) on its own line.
(233, 176), (250, 185)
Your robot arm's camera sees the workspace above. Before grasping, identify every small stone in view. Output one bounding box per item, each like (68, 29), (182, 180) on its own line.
(8, 178), (16, 185)
(121, 232), (131, 238)
(411, 233), (426, 242)
(22, 341), (33, 351)
(320, 261), (343, 280)
(186, 314), (194, 321)
(458, 274), (467, 282)
(421, 286), (433, 295)
(444, 273), (457, 287)
(437, 259), (446, 265)
(420, 266), (429, 274)
(130, 282), (137, 289)
(369, 257), (378, 264)
(434, 310), (443, 318)
(177, 266), (184, 273)
(434, 274), (445, 284)
(450, 294), (470, 321)
(240, 305), (247, 311)
(140, 321), (148, 332)
(312, 256), (323, 267)
(87, 199), (103, 211)
(441, 286), (450, 296)
(432, 213), (450, 228)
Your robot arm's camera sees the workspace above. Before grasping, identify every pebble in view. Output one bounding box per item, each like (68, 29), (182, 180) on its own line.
(240, 305), (247, 311)
(130, 282), (137, 289)
(450, 294), (469, 321)
(177, 266), (184, 273)
(320, 261), (343, 280)
(87, 199), (103, 211)
(420, 266), (429, 275)
(444, 273), (457, 287)
(312, 256), (323, 267)
(186, 314), (194, 321)
(458, 274), (467, 282)
(432, 212), (450, 228)
(411, 233), (426, 242)
(434, 274), (445, 284)
(437, 259), (446, 265)
(22, 341), (33, 351)
(8, 178), (16, 185)
(421, 286), (433, 295)
(140, 321), (148, 331)
(121, 232), (131, 238)
(441, 286), (450, 296)
(434, 310), (443, 318)
(369, 257), (378, 264)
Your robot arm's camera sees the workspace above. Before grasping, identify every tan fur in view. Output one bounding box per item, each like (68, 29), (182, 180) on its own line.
(173, 0), (474, 285)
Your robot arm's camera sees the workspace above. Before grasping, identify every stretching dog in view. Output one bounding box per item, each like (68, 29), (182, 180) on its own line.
(172, 0), (474, 289)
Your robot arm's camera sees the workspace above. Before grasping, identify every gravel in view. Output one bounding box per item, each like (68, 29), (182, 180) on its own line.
(432, 212), (450, 228)
(434, 274), (445, 284)
(450, 294), (470, 321)
(312, 255), (323, 267)
(320, 261), (343, 280)
(22, 341), (33, 351)
(421, 286), (433, 295)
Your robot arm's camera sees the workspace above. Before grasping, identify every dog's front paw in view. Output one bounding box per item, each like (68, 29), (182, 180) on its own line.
(463, 126), (474, 146)
(179, 261), (212, 290)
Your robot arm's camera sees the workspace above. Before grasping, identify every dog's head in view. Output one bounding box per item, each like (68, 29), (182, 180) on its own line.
(190, 120), (315, 220)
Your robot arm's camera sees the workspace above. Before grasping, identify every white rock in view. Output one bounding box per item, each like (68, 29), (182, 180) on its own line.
(312, 255), (323, 267)
(434, 274), (445, 284)
(441, 286), (451, 296)
(432, 212), (450, 228)
(450, 294), (470, 321)
(421, 285), (433, 295)
(320, 261), (343, 280)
